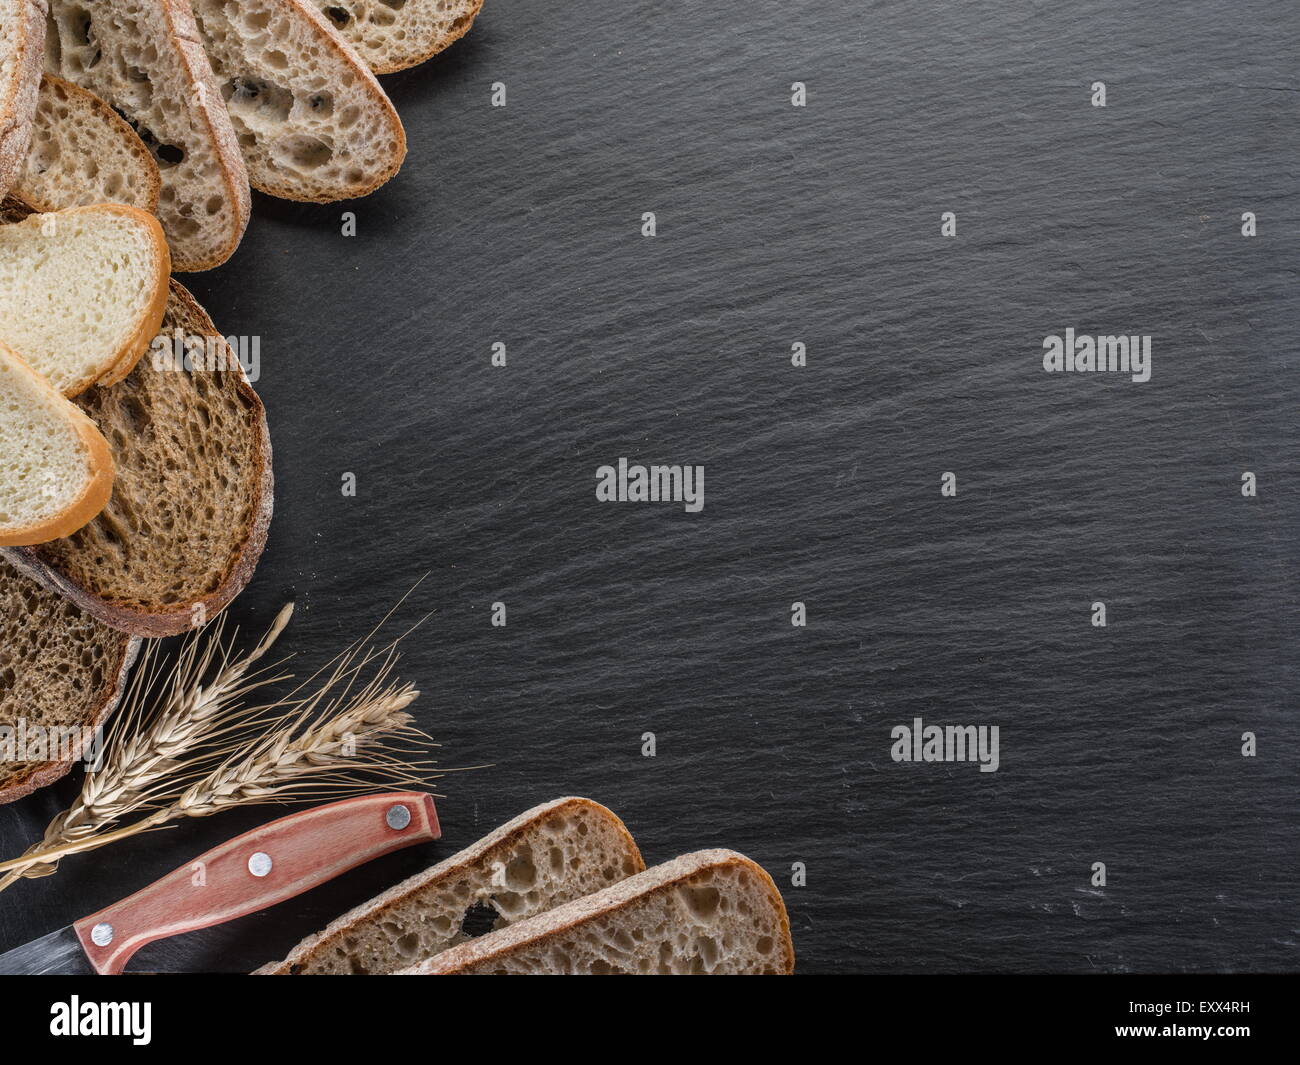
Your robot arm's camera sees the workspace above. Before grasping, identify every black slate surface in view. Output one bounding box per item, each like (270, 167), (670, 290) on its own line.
(1, 0), (1298, 974)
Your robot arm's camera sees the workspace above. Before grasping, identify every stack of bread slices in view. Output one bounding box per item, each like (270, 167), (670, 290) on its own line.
(0, 0), (472, 797)
(0, 0), (484, 271)
(256, 797), (797, 976)
(0, 195), (273, 803)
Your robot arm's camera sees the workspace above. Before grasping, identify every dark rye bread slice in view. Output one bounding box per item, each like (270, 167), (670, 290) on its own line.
(256, 798), (645, 975)
(0, 556), (139, 804)
(1, 279), (273, 636)
(400, 850), (796, 975)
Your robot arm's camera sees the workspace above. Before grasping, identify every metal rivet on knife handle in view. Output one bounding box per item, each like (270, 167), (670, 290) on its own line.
(386, 804), (411, 830)
(247, 852), (273, 877)
(90, 923), (114, 947)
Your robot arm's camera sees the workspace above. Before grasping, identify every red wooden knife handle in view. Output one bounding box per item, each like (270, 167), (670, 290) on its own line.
(73, 792), (440, 975)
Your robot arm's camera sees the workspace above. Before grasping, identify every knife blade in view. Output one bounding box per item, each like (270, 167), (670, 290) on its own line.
(0, 926), (95, 976)
(0, 791), (440, 975)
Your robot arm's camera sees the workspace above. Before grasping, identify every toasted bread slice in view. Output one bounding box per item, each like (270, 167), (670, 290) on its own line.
(0, 342), (114, 547)
(45, 0), (252, 271)
(401, 849), (796, 975)
(191, 0), (406, 202)
(0, 204), (169, 397)
(311, 0), (484, 75)
(0, 0), (45, 198)
(14, 75), (161, 214)
(2, 280), (273, 636)
(257, 798), (645, 974)
(0, 556), (139, 803)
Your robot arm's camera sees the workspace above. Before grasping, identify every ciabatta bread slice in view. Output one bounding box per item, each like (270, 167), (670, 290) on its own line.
(14, 75), (161, 213)
(0, 342), (114, 547)
(0, 556), (138, 803)
(0, 204), (169, 397)
(191, 0), (406, 202)
(45, 0), (252, 271)
(400, 849), (796, 975)
(256, 797), (645, 975)
(2, 279), (273, 636)
(0, 0), (45, 197)
(311, 0), (484, 75)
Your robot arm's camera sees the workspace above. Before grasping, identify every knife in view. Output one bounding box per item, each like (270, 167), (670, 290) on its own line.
(0, 790), (440, 975)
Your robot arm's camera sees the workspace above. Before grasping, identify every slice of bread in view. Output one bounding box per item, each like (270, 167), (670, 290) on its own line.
(2, 279), (273, 636)
(0, 0), (45, 198)
(14, 75), (161, 214)
(256, 797), (646, 975)
(46, 0), (252, 271)
(400, 849), (797, 975)
(191, 0), (406, 202)
(310, 0), (484, 76)
(0, 556), (139, 804)
(0, 342), (115, 547)
(0, 204), (170, 397)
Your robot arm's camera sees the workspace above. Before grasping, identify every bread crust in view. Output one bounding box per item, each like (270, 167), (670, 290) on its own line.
(256, 797), (645, 974)
(0, 631), (139, 804)
(0, 0), (46, 199)
(0, 345), (116, 547)
(53, 403), (117, 540)
(86, 206), (172, 389)
(0, 281), (274, 636)
(158, 0), (252, 270)
(15, 75), (163, 216)
(402, 849), (797, 976)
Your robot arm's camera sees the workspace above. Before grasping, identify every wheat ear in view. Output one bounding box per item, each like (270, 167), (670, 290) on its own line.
(0, 603), (438, 886)
(0, 606), (294, 889)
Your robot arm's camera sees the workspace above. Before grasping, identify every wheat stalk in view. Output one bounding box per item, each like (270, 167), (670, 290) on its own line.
(0, 599), (438, 888)
(0, 606), (293, 888)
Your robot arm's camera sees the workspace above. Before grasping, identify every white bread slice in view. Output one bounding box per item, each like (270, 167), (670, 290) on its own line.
(14, 74), (161, 213)
(45, 0), (252, 271)
(311, 0), (483, 75)
(400, 849), (796, 975)
(0, 342), (114, 547)
(2, 276), (273, 637)
(191, 0), (407, 202)
(256, 797), (645, 974)
(0, 204), (170, 397)
(0, 0), (45, 197)
(0, 556), (139, 804)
